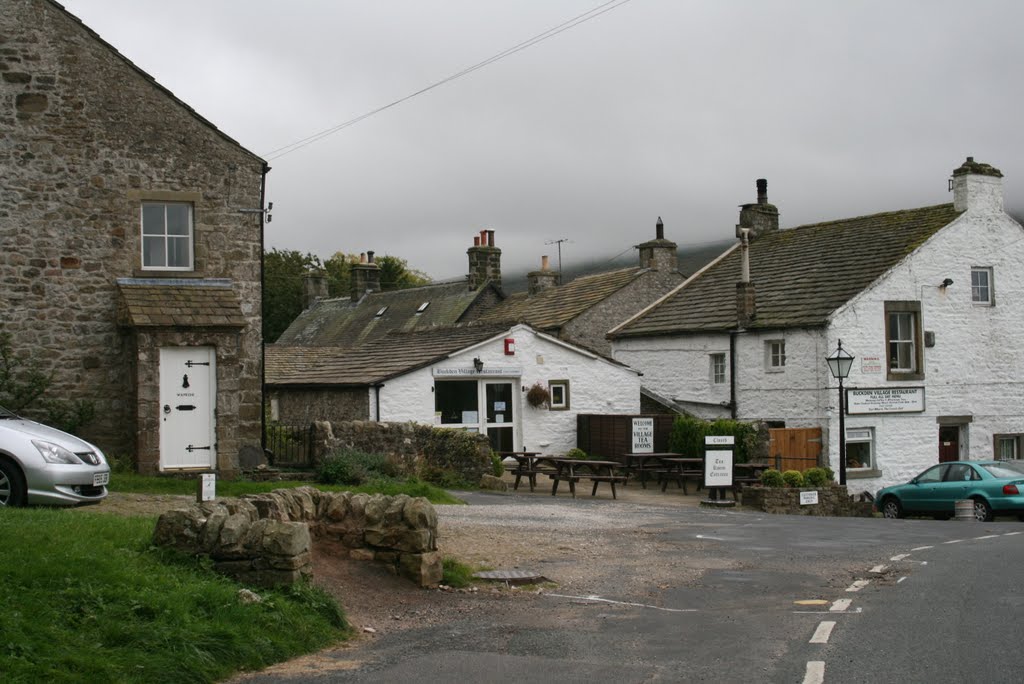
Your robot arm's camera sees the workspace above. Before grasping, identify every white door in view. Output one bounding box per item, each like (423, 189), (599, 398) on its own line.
(159, 347), (216, 469)
(483, 381), (517, 452)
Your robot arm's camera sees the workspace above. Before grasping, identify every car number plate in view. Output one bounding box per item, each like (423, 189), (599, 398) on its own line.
(93, 472), (110, 486)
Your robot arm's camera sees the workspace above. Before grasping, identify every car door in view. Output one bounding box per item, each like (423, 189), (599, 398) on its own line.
(900, 464), (948, 513)
(933, 463), (974, 513)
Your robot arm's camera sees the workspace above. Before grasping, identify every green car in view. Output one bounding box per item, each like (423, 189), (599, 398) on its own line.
(875, 461), (1024, 522)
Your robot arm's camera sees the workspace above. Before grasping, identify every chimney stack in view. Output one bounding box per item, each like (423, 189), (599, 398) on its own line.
(638, 216), (678, 271)
(736, 178), (779, 240)
(527, 254), (560, 295)
(302, 270), (328, 309)
(350, 250), (381, 301)
(467, 229), (502, 290)
(952, 157), (1004, 213)
(736, 229), (756, 327)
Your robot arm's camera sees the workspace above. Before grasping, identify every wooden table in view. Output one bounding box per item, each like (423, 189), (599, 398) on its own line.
(499, 451), (549, 492)
(548, 458), (626, 499)
(656, 457), (705, 493)
(622, 452), (683, 489)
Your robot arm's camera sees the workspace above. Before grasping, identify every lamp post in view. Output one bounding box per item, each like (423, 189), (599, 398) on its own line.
(826, 339), (855, 486)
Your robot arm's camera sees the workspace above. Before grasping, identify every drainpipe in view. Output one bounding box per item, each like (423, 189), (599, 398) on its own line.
(729, 331), (738, 419)
(259, 161), (270, 451)
(373, 383), (384, 422)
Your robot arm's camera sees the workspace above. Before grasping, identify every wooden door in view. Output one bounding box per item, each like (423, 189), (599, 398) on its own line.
(938, 426), (960, 463)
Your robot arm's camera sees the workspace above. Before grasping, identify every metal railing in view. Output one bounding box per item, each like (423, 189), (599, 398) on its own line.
(264, 423), (313, 468)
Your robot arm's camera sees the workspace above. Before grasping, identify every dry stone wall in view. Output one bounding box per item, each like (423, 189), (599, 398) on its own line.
(740, 485), (873, 517)
(153, 487), (442, 588)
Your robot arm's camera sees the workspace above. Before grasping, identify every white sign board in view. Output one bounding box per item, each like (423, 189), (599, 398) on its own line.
(632, 417), (654, 453)
(433, 367), (523, 377)
(847, 387), (925, 414)
(704, 450), (734, 487)
(705, 435), (735, 446)
(799, 490), (819, 506)
(861, 356), (882, 374)
(197, 473), (216, 502)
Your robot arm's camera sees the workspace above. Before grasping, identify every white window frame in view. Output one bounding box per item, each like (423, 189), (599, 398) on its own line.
(765, 340), (786, 372)
(710, 353), (726, 385)
(141, 201), (194, 271)
(971, 267), (993, 306)
(548, 380), (570, 410)
(995, 434), (1022, 460)
(845, 427), (874, 470)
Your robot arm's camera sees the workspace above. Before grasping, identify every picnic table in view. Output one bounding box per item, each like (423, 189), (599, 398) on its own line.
(656, 457), (705, 493)
(729, 461), (772, 499)
(548, 458), (626, 499)
(622, 452), (684, 489)
(499, 451), (554, 492)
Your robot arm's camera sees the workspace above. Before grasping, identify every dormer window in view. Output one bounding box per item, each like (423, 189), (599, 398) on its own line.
(375, 306), (388, 318)
(416, 302), (430, 314)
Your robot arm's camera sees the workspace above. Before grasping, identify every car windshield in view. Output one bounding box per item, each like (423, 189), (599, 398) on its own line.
(982, 462), (1024, 479)
(0, 405), (17, 419)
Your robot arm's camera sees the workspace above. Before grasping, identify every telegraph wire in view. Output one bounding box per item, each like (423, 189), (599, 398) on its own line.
(262, 0), (635, 160)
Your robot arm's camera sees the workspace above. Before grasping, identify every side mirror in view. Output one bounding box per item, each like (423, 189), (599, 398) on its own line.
(909, 479), (919, 485)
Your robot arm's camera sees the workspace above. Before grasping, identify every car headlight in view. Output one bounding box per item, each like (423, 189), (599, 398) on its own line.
(32, 440), (84, 465)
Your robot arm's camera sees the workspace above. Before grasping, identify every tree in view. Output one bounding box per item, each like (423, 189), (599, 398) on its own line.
(263, 248), (322, 343)
(376, 254), (430, 291)
(323, 251), (358, 298)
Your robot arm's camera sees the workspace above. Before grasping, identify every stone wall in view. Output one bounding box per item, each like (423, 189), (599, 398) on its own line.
(271, 388), (370, 425)
(313, 420), (492, 482)
(740, 485), (873, 517)
(152, 487), (442, 587)
(0, 1), (264, 468)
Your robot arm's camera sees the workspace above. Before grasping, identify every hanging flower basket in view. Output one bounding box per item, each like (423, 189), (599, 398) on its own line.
(526, 382), (550, 408)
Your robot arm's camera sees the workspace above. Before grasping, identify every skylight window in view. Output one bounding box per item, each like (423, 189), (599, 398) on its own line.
(375, 306), (388, 317)
(416, 302), (430, 314)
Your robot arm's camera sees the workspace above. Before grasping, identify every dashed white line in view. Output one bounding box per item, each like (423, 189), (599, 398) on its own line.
(943, 539), (964, 545)
(890, 553), (910, 561)
(1004, 531), (1023, 536)
(869, 565), (887, 573)
(810, 621), (836, 644)
(974, 535), (999, 540)
(897, 577), (908, 583)
(544, 593), (697, 612)
(830, 598), (852, 612)
(846, 580), (871, 592)
(803, 661), (825, 684)
(911, 545), (934, 551)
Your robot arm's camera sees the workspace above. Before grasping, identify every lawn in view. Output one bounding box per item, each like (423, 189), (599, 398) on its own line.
(0, 508), (349, 683)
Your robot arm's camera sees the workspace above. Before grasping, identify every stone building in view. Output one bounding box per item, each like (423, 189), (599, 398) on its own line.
(610, 160), (1024, 494)
(1, 0), (267, 474)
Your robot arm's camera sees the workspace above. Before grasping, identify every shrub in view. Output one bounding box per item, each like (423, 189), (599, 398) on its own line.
(442, 557), (475, 588)
(803, 467), (830, 487)
(822, 466), (836, 482)
(782, 469), (804, 487)
(422, 428), (490, 482)
(489, 451), (505, 477)
(668, 414), (761, 461)
(760, 469), (784, 487)
(565, 447), (587, 460)
(316, 448), (398, 486)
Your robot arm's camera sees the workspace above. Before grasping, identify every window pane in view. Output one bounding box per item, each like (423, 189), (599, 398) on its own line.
(846, 441), (871, 469)
(142, 204), (164, 235)
(143, 235), (165, 268)
(166, 204), (190, 236)
(998, 437), (1017, 460)
(972, 268), (991, 303)
(167, 236), (190, 268)
(551, 385), (565, 405)
(435, 381), (478, 424)
(486, 383), (513, 423)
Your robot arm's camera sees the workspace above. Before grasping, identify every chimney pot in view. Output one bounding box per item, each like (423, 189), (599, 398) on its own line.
(479, 229), (487, 246)
(367, 250), (375, 264)
(656, 216), (664, 240)
(473, 236), (480, 246)
(359, 252), (367, 264)
(486, 229), (495, 247)
(541, 255), (550, 271)
(756, 178), (768, 205)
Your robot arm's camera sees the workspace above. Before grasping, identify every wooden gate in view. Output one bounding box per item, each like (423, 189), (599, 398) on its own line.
(768, 427), (822, 471)
(577, 414), (676, 462)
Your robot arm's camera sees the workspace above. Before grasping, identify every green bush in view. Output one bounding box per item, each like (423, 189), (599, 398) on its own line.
(803, 467), (831, 487)
(442, 557), (475, 588)
(489, 451), (505, 477)
(565, 447), (587, 460)
(782, 469), (804, 487)
(419, 464), (473, 489)
(668, 414), (760, 461)
(822, 466), (836, 482)
(317, 448), (398, 486)
(760, 469), (784, 487)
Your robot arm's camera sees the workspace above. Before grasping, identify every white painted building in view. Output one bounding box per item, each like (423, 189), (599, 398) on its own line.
(267, 323), (641, 455)
(611, 159), (1024, 494)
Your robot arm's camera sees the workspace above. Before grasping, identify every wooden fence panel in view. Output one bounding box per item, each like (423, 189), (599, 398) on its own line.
(577, 414), (676, 463)
(768, 427), (822, 471)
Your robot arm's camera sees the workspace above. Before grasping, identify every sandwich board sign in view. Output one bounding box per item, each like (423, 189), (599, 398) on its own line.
(704, 436), (734, 501)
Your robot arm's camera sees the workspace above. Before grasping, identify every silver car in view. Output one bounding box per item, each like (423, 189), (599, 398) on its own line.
(0, 405), (110, 506)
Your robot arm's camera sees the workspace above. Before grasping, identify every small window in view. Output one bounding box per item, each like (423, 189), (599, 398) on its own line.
(884, 301), (923, 380)
(971, 267), (993, 305)
(416, 302), (430, 314)
(548, 380), (570, 410)
(710, 353), (726, 385)
(375, 306), (388, 317)
(994, 434), (1022, 460)
(434, 380), (478, 425)
(142, 201), (193, 270)
(845, 427), (874, 470)
(765, 340), (786, 372)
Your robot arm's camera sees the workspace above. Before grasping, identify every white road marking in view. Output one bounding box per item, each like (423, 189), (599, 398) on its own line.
(974, 535), (999, 540)
(869, 565), (887, 573)
(1004, 531), (1023, 536)
(846, 580), (871, 592)
(831, 598), (852, 612)
(943, 539), (964, 545)
(897, 577), (907, 583)
(810, 621), (836, 644)
(695, 535), (725, 541)
(545, 593), (696, 612)
(890, 553), (910, 561)
(803, 661), (825, 684)
(793, 607), (862, 614)
(911, 545), (934, 551)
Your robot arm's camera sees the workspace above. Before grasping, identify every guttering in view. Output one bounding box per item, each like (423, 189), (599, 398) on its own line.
(259, 161), (270, 450)
(373, 383), (384, 422)
(729, 331), (738, 419)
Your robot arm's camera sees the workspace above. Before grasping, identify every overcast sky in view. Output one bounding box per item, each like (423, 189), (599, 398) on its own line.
(67, 0), (1024, 281)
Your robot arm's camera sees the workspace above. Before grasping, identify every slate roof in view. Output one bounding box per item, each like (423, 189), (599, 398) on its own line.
(612, 203), (963, 337)
(266, 323), (513, 386)
(476, 267), (645, 330)
(116, 278), (246, 328)
(274, 281), (499, 347)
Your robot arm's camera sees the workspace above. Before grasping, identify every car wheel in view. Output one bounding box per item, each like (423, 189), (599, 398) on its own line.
(0, 459), (26, 507)
(882, 497), (904, 519)
(973, 498), (994, 522)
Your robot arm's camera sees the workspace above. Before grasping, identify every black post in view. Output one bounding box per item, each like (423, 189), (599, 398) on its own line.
(838, 376), (847, 486)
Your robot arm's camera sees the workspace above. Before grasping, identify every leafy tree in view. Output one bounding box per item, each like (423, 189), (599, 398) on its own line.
(263, 248), (322, 343)
(377, 254), (429, 290)
(323, 251), (358, 298)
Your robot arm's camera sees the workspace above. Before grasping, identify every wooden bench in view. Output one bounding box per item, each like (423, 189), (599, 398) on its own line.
(587, 474), (628, 499)
(658, 469), (703, 494)
(548, 472), (581, 497)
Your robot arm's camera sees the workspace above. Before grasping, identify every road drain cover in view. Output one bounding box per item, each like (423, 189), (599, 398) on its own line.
(473, 569), (548, 584)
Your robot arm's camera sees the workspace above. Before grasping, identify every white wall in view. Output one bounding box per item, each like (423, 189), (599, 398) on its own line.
(379, 325), (641, 455)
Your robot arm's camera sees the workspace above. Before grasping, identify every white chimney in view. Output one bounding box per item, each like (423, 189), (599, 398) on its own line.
(952, 157), (1003, 214)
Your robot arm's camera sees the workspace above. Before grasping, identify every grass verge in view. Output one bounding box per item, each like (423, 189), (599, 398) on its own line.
(441, 557), (476, 588)
(0, 508), (349, 683)
(110, 473), (464, 505)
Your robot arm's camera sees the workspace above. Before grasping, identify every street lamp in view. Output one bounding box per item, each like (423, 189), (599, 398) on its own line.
(826, 339), (855, 486)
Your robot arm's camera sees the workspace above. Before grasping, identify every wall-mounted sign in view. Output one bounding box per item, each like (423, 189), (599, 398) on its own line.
(847, 387), (925, 414)
(861, 356), (882, 374)
(705, 435), (735, 446)
(631, 417), (654, 453)
(800, 490), (819, 505)
(704, 449), (734, 487)
(433, 367), (523, 377)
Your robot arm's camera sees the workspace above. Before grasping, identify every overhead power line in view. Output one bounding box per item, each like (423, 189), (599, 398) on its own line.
(262, 0), (635, 161)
